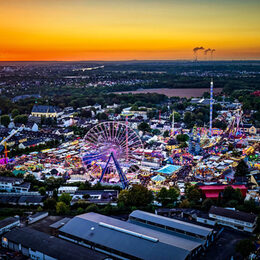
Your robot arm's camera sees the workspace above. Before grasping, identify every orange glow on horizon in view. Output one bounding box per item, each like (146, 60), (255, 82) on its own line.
(0, 0), (260, 61)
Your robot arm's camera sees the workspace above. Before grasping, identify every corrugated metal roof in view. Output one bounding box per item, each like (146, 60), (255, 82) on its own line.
(130, 210), (213, 237)
(49, 217), (71, 229)
(59, 212), (202, 260)
(4, 227), (106, 260)
(0, 217), (19, 229)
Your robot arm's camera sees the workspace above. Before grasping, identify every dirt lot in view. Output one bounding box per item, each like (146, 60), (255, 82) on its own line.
(115, 88), (223, 98)
(28, 215), (65, 234)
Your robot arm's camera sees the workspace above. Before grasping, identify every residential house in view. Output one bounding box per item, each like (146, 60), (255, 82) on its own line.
(31, 105), (59, 118)
(208, 206), (257, 232)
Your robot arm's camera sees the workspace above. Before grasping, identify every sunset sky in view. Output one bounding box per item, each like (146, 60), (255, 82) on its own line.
(1, 0), (260, 61)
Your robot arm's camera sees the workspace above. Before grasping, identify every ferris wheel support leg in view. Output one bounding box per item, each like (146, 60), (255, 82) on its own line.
(99, 153), (112, 183)
(111, 152), (128, 189)
(98, 152), (128, 189)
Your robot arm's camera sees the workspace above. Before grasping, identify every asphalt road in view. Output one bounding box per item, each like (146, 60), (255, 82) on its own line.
(198, 227), (251, 260)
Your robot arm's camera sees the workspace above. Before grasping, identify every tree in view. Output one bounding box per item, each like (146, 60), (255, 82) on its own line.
(53, 189), (58, 200)
(220, 186), (234, 204)
(176, 134), (189, 143)
(235, 239), (255, 258)
(56, 201), (69, 214)
(226, 200), (239, 208)
(243, 199), (259, 213)
(253, 111), (260, 122)
(36, 206), (42, 212)
(44, 198), (57, 210)
(39, 187), (46, 196)
(147, 110), (156, 119)
(115, 106), (122, 115)
(14, 115), (28, 124)
(202, 199), (214, 211)
(76, 207), (85, 215)
(11, 109), (19, 118)
(0, 115), (10, 127)
(44, 177), (65, 190)
(156, 187), (168, 206)
(213, 103), (222, 111)
(235, 160), (249, 177)
(170, 112), (181, 122)
(86, 204), (99, 213)
(102, 204), (113, 215)
(118, 185), (153, 207)
(83, 194), (90, 200)
(152, 129), (161, 135)
(184, 112), (192, 125)
(24, 174), (38, 186)
(78, 181), (91, 190)
(118, 190), (129, 206)
(232, 149), (241, 158)
(228, 143), (234, 151)
(80, 109), (92, 118)
(156, 187), (179, 207)
(186, 185), (202, 203)
(97, 112), (108, 120)
(59, 193), (72, 205)
(163, 130), (169, 138)
(179, 199), (190, 208)
(220, 186), (243, 206)
(213, 119), (227, 130)
(203, 92), (210, 98)
(138, 122), (151, 133)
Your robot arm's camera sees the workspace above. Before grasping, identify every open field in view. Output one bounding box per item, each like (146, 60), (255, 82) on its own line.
(114, 88), (223, 98)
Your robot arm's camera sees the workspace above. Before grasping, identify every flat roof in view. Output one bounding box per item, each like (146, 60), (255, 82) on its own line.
(29, 212), (48, 219)
(4, 227), (106, 260)
(0, 217), (19, 230)
(49, 218), (71, 229)
(59, 212), (202, 260)
(200, 185), (247, 190)
(157, 165), (181, 175)
(130, 210), (213, 238)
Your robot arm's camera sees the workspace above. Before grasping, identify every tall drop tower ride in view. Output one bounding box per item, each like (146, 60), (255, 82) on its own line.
(209, 79), (213, 137)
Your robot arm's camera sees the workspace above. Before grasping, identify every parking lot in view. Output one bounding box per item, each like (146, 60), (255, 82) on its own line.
(199, 227), (251, 260)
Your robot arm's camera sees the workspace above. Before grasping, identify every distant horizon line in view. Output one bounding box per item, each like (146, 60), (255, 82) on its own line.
(0, 59), (260, 63)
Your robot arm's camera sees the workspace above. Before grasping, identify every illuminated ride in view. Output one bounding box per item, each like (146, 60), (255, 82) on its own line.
(0, 125), (24, 165)
(225, 109), (245, 139)
(201, 109), (246, 151)
(81, 121), (143, 188)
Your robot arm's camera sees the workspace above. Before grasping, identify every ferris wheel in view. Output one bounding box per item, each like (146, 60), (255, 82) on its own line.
(81, 121), (143, 188)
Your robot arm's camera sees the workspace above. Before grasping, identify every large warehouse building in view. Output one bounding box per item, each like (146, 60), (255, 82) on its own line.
(2, 227), (107, 260)
(59, 210), (214, 260)
(129, 210), (214, 246)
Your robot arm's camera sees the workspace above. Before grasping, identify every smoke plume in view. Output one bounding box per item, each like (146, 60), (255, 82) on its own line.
(193, 46), (204, 61)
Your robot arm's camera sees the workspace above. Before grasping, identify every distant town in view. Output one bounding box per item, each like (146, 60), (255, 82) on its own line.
(0, 60), (259, 260)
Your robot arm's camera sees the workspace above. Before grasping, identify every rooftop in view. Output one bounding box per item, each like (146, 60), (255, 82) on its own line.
(60, 212), (202, 260)
(129, 210), (213, 238)
(0, 217), (19, 230)
(3, 227), (106, 260)
(199, 184), (247, 191)
(209, 206), (257, 224)
(32, 105), (58, 114)
(157, 165), (181, 175)
(49, 217), (71, 229)
(0, 176), (23, 183)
